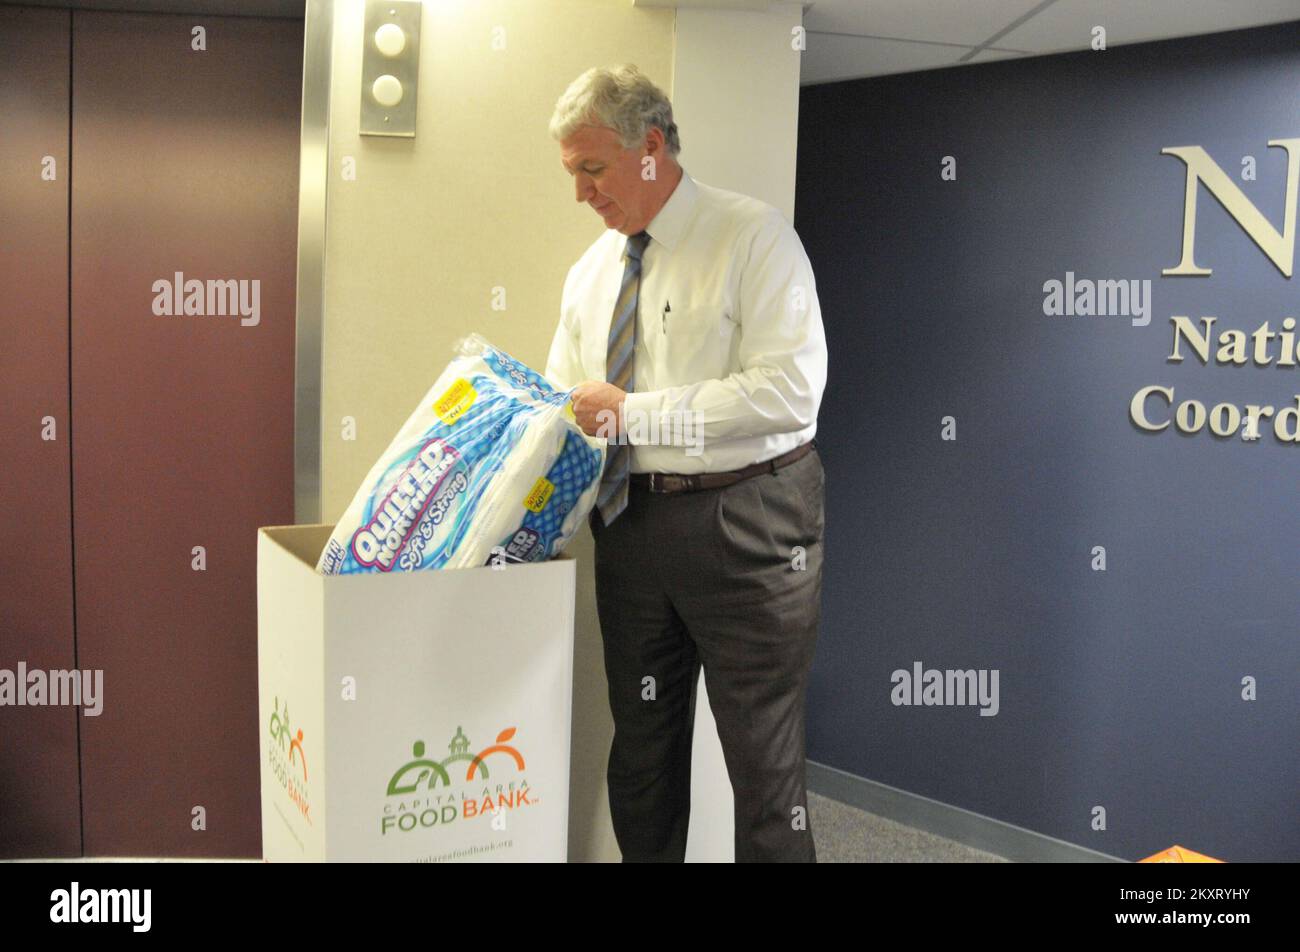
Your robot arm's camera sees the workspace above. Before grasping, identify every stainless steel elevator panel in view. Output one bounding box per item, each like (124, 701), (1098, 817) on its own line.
(0, 5), (82, 860)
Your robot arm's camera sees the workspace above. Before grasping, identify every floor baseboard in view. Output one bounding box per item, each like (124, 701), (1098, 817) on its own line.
(807, 760), (1126, 863)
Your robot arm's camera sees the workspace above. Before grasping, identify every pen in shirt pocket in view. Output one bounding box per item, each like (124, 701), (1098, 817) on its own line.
(661, 300), (670, 334)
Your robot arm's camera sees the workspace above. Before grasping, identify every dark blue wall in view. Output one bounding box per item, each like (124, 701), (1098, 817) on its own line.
(796, 21), (1300, 862)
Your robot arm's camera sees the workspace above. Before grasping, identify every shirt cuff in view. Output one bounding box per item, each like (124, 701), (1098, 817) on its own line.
(621, 390), (662, 446)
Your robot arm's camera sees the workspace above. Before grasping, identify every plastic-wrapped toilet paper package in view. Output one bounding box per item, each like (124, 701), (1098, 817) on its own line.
(316, 333), (605, 574)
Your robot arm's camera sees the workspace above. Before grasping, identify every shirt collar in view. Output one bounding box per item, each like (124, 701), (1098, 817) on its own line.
(626, 167), (696, 256)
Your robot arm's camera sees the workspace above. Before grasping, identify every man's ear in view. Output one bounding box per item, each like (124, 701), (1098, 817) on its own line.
(642, 125), (665, 157)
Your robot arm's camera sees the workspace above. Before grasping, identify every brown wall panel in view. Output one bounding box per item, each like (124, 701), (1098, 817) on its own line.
(0, 6), (83, 860)
(71, 10), (300, 856)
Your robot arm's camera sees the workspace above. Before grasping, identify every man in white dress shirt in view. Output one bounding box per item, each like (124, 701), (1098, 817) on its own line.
(545, 65), (827, 862)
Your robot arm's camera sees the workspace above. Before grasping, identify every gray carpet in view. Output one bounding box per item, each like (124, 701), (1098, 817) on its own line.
(810, 791), (1009, 862)
(7, 792), (1010, 863)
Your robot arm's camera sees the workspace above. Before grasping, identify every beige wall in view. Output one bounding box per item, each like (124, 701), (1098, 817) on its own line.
(322, 0), (674, 518)
(668, 0), (805, 864)
(322, 0), (673, 864)
(320, 0), (804, 862)
(672, 3), (803, 219)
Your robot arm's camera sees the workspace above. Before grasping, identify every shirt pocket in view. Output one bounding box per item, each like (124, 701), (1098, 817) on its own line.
(663, 302), (736, 385)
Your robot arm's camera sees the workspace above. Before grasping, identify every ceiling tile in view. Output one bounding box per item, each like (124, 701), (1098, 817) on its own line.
(996, 0), (1300, 53)
(964, 48), (1032, 65)
(800, 31), (973, 85)
(804, 0), (1050, 47)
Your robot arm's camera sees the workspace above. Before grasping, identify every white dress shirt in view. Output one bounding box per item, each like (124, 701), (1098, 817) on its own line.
(545, 168), (827, 474)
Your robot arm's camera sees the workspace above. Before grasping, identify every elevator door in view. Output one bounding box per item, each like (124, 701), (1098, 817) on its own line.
(0, 5), (80, 859)
(71, 8), (301, 858)
(1, 5), (301, 857)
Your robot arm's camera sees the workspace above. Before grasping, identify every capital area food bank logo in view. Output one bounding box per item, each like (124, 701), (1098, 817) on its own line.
(268, 695), (311, 824)
(380, 726), (538, 835)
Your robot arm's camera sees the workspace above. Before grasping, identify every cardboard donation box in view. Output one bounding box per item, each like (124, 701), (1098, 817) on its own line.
(257, 523), (576, 862)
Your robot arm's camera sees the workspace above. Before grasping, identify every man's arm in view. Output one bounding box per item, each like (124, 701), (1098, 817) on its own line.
(620, 210), (827, 445)
(544, 265), (583, 391)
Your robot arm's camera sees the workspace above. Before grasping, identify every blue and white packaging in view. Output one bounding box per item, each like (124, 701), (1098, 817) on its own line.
(317, 333), (605, 574)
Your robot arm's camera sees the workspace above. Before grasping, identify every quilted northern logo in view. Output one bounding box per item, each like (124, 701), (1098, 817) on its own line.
(380, 726), (536, 835)
(268, 695), (311, 824)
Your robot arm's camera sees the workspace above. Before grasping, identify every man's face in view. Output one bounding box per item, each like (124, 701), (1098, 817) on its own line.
(560, 124), (652, 235)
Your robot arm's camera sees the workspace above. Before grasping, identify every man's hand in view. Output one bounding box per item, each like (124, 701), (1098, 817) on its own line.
(570, 381), (626, 439)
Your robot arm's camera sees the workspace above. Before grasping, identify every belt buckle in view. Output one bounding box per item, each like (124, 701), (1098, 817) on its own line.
(649, 473), (686, 493)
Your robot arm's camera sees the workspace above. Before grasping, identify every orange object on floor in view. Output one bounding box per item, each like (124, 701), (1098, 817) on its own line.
(1138, 845), (1225, 863)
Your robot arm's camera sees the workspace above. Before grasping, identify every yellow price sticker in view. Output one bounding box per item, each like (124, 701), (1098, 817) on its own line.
(433, 378), (476, 425)
(523, 477), (555, 513)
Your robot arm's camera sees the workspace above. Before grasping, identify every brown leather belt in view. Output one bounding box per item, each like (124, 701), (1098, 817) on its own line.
(629, 439), (817, 494)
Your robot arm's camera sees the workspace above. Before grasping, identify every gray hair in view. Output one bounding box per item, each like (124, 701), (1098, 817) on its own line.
(549, 65), (681, 158)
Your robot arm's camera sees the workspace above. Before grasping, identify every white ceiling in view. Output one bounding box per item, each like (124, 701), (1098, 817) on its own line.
(798, 0), (1300, 85)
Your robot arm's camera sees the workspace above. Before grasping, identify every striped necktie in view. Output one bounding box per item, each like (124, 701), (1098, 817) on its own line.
(596, 229), (651, 527)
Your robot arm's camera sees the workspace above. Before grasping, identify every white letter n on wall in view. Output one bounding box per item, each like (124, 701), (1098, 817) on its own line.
(1162, 138), (1299, 277)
